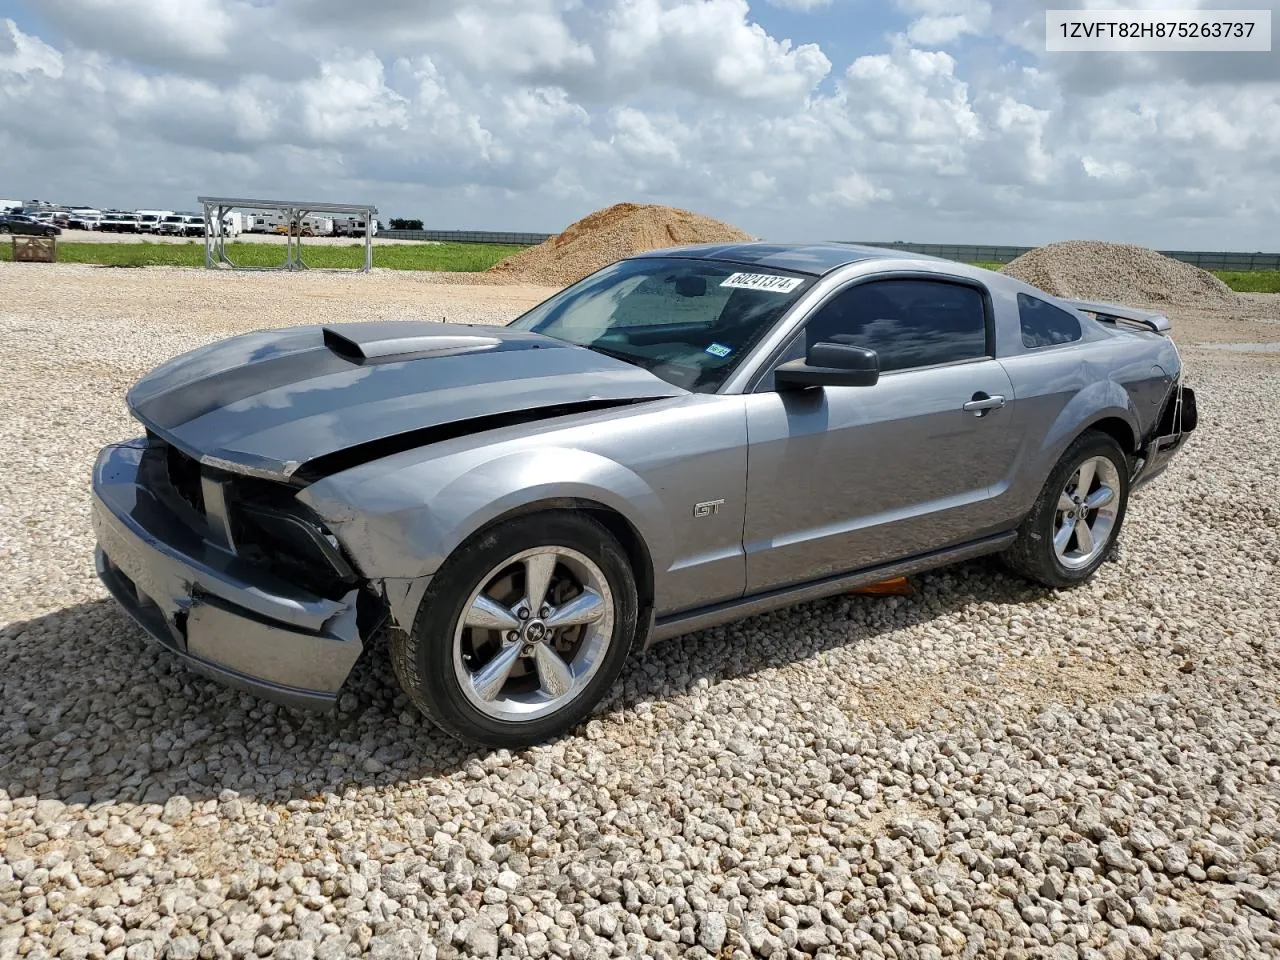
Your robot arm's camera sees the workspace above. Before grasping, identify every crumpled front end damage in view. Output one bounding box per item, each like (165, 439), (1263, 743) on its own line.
(92, 437), (388, 710)
(94, 321), (692, 709)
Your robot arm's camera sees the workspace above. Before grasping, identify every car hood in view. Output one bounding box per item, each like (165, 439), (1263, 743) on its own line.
(128, 321), (685, 483)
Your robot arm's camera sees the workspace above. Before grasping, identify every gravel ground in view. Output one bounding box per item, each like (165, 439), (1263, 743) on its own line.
(1, 263), (1278, 960)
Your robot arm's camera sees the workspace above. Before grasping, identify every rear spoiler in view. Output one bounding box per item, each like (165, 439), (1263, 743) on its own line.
(1063, 299), (1171, 336)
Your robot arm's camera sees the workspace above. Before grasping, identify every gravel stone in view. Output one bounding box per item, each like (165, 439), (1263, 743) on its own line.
(0, 263), (1277, 959)
(697, 912), (727, 952)
(1242, 887), (1280, 921)
(165, 936), (201, 960)
(462, 922), (500, 959)
(161, 795), (193, 824)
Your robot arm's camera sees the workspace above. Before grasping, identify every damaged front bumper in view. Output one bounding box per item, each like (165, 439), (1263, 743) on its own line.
(92, 439), (369, 710)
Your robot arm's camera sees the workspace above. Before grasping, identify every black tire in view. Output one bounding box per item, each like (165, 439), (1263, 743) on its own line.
(1001, 430), (1131, 588)
(390, 511), (640, 748)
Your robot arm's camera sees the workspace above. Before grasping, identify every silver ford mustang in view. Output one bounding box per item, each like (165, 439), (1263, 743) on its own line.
(92, 243), (1197, 746)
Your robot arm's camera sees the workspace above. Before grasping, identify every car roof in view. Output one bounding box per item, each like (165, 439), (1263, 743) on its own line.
(628, 241), (947, 276)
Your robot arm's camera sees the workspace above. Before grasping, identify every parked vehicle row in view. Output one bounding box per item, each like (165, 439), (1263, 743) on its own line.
(5, 205), (229, 237)
(3, 201), (377, 239)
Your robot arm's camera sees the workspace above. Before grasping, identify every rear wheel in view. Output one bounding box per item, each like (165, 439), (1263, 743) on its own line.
(1002, 431), (1130, 588)
(390, 511), (639, 747)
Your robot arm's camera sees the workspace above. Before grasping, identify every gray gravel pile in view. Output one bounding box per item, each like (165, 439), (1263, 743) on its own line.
(2, 263), (1279, 959)
(1002, 241), (1239, 308)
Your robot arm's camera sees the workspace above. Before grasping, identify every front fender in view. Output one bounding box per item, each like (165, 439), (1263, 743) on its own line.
(301, 444), (670, 606)
(431, 447), (671, 574)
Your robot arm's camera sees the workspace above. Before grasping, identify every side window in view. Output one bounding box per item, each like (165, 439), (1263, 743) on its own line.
(1018, 293), (1081, 348)
(803, 279), (989, 373)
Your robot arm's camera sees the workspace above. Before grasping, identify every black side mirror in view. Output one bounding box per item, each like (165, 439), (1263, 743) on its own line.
(775, 341), (879, 390)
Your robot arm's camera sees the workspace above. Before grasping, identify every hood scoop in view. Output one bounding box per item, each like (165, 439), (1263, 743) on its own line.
(323, 322), (501, 363)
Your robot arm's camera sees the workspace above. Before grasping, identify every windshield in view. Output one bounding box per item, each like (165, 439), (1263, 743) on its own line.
(507, 257), (813, 393)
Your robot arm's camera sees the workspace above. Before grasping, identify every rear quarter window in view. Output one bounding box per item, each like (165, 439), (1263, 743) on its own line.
(1018, 293), (1082, 348)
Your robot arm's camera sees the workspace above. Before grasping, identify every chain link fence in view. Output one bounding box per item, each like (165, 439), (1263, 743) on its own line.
(850, 242), (1280, 271)
(379, 229), (553, 244)
(377, 230), (1279, 271)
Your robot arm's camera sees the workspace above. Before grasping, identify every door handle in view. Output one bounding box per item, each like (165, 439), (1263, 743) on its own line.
(963, 393), (1006, 415)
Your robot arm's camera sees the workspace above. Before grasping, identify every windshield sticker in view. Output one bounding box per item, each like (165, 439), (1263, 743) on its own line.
(705, 342), (732, 358)
(720, 272), (804, 293)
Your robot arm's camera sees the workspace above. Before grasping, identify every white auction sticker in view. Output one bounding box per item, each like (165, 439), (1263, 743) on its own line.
(1046, 9), (1271, 52)
(720, 272), (804, 293)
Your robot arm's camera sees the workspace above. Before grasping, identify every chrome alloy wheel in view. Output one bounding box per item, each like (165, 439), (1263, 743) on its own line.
(452, 547), (614, 722)
(1053, 455), (1121, 570)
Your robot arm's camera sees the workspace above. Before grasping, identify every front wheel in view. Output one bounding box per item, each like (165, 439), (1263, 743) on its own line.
(390, 511), (639, 747)
(1002, 431), (1130, 588)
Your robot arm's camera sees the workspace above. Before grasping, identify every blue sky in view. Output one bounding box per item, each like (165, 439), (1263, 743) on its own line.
(0, 0), (1277, 248)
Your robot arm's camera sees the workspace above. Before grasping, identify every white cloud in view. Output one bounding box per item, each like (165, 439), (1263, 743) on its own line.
(295, 58), (409, 145)
(986, 96), (1049, 178)
(610, 108), (684, 165)
(434, 4), (596, 76)
(601, 0), (831, 101)
(898, 0), (991, 46)
(815, 171), (893, 208)
(842, 47), (981, 151)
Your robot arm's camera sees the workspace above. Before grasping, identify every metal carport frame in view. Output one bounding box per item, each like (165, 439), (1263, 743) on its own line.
(198, 196), (379, 272)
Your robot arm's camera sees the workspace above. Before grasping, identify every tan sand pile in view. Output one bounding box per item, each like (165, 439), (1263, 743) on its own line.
(1001, 240), (1238, 307)
(487, 202), (753, 286)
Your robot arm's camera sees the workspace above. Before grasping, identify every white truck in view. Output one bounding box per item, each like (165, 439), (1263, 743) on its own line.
(157, 214), (186, 236)
(135, 209), (175, 234)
